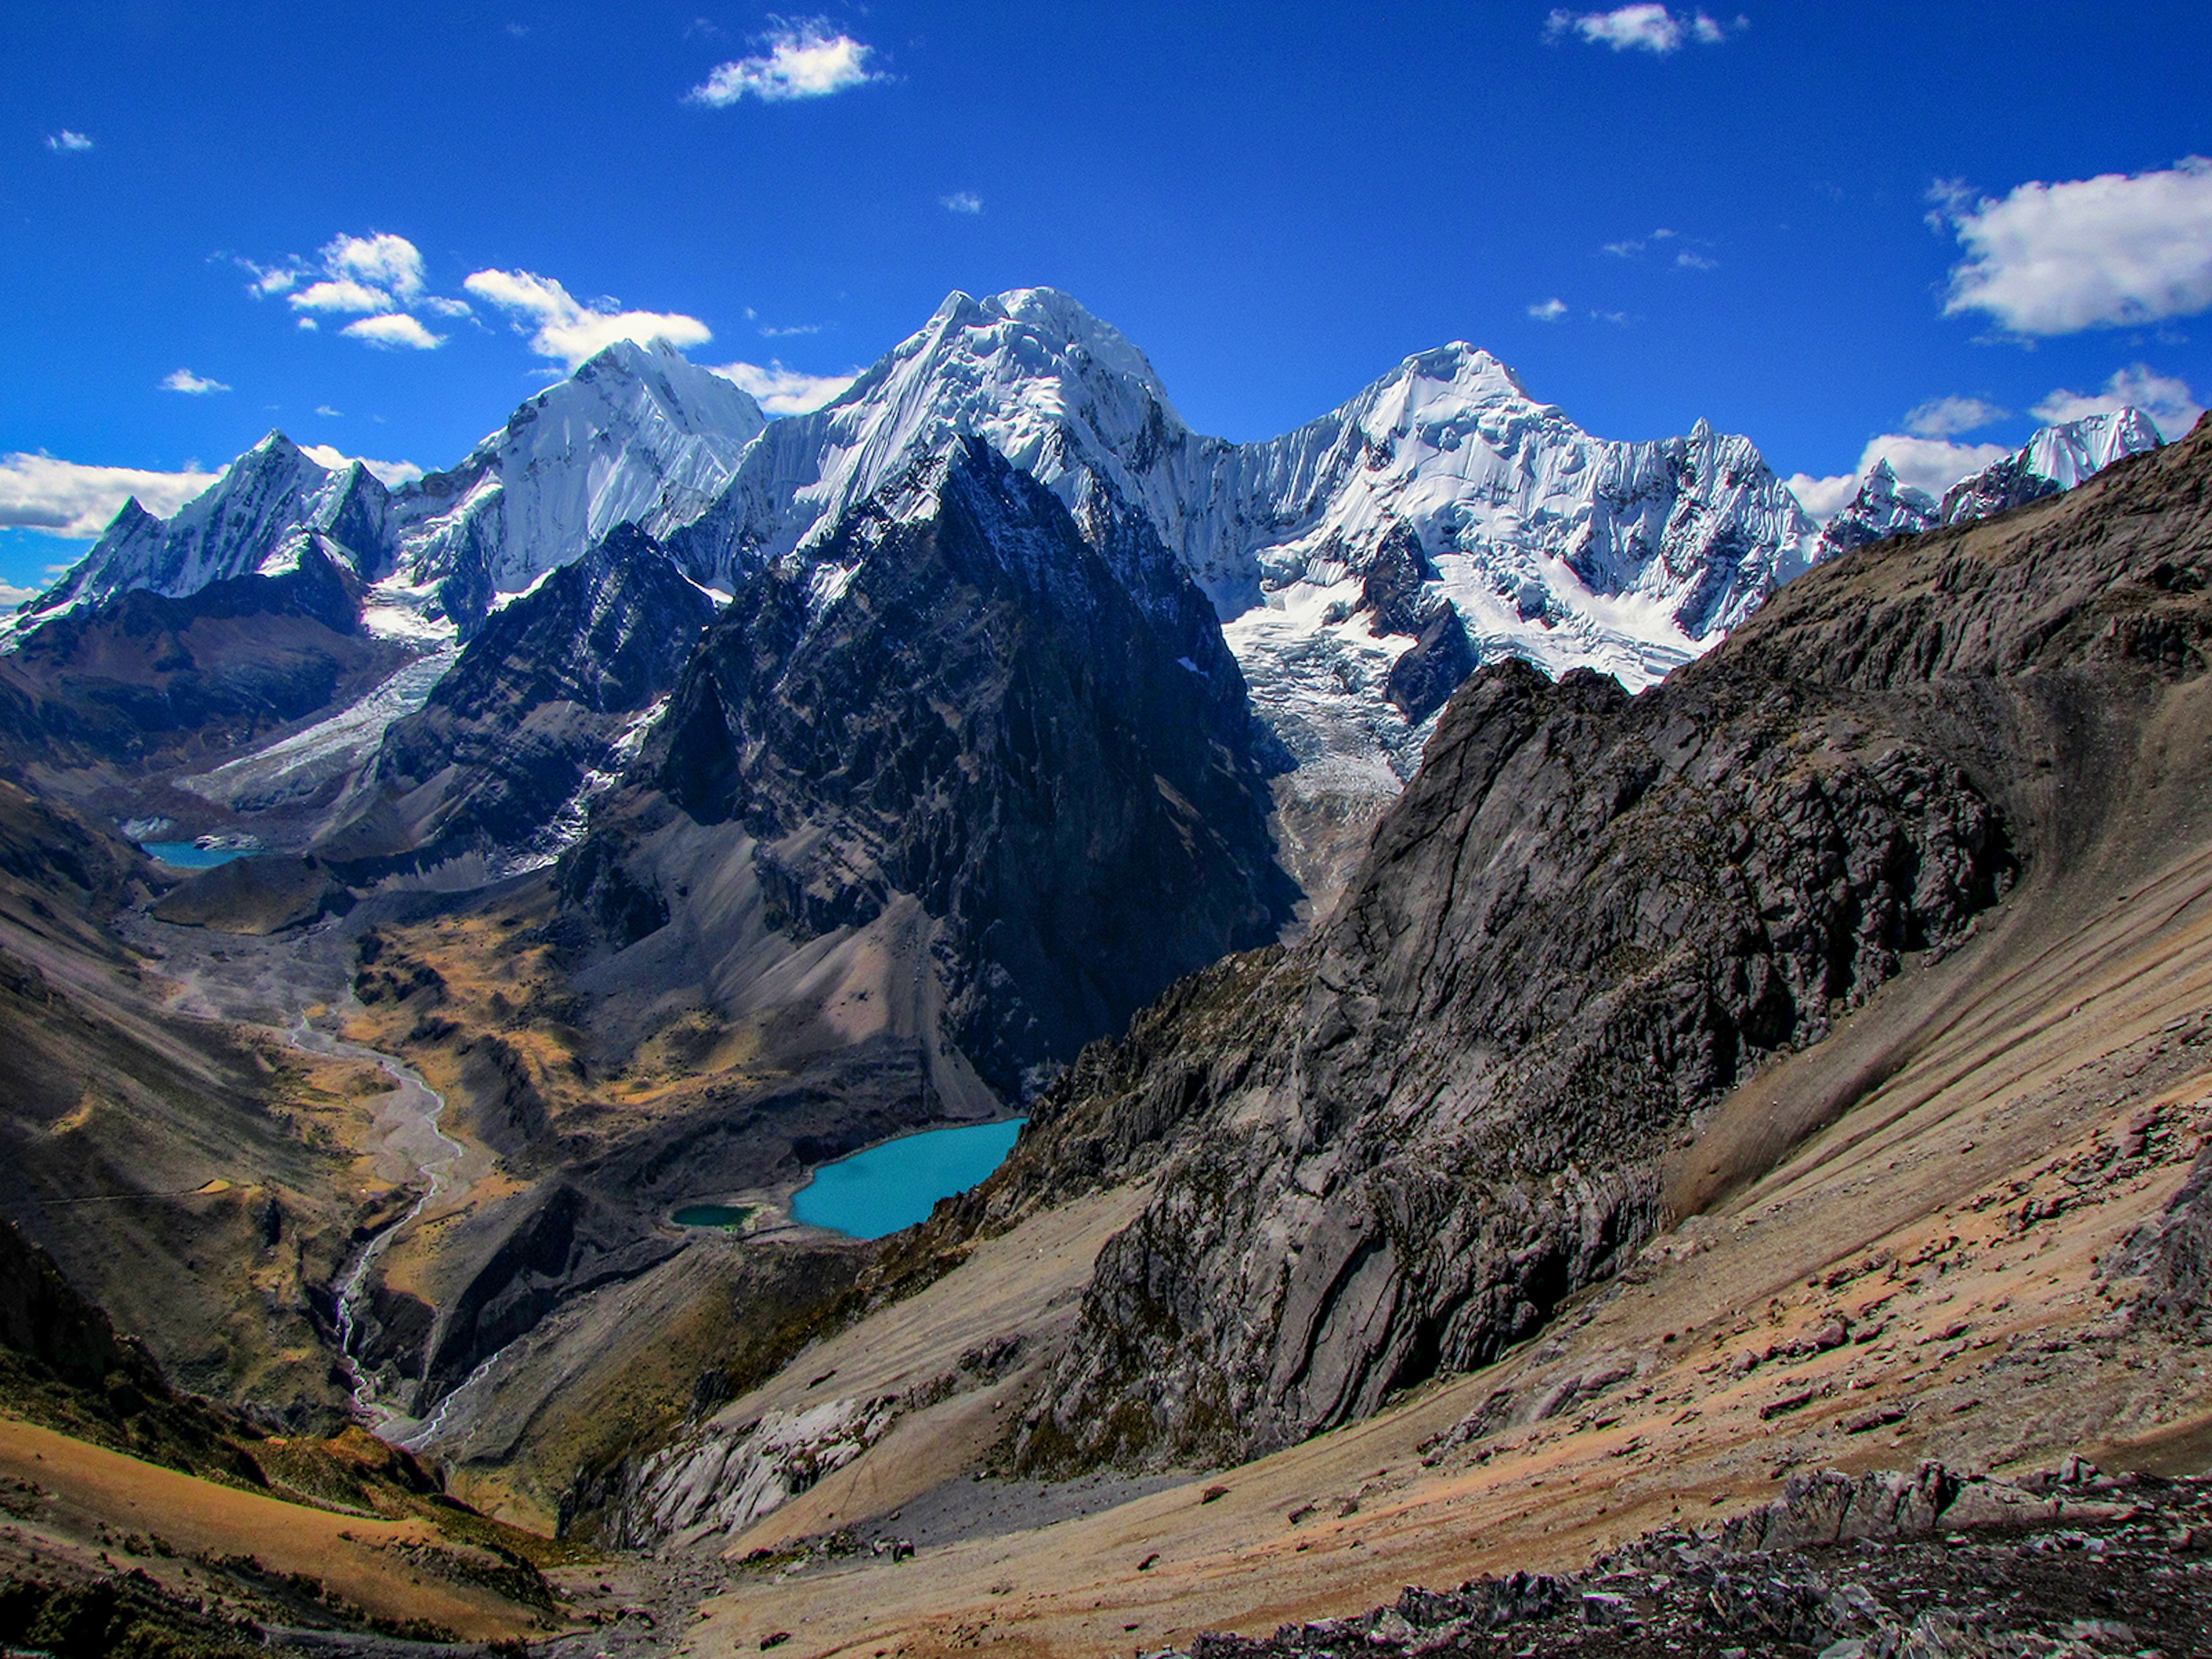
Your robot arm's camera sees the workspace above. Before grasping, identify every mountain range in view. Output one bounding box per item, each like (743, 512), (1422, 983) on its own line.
(6, 289), (2164, 909)
(0, 286), (2205, 1657)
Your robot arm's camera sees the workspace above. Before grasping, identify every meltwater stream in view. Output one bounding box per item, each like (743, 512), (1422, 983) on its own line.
(286, 998), (471, 1440)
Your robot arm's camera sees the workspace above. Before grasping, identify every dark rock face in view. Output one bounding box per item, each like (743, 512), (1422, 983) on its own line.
(1360, 525), (1478, 724)
(324, 524), (714, 877)
(1940, 450), (2063, 524)
(1001, 420), (2212, 1471)
(566, 437), (1297, 1097)
(0, 546), (399, 771)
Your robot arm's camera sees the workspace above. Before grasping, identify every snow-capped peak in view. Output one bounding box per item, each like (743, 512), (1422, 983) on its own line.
(1940, 406), (2164, 527)
(2024, 407), (2164, 490)
(1813, 457), (1941, 558)
(21, 428), (381, 618)
(385, 334), (768, 624)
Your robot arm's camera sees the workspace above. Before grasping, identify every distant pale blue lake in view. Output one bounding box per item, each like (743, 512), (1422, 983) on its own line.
(793, 1119), (1026, 1240)
(141, 841), (259, 869)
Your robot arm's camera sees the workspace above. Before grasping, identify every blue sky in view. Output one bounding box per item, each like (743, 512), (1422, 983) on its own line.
(4, 1), (2210, 592)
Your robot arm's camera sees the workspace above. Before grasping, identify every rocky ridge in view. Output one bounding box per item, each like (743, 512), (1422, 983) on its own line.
(972, 415), (2210, 1471)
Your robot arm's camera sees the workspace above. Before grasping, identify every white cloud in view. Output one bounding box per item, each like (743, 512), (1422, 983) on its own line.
(1787, 432), (2014, 521)
(690, 20), (881, 104)
(254, 233), (468, 351)
(321, 232), (426, 301)
(465, 267), (712, 368)
(46, 130), (93, 153)
(0, 454), (218, 537)
(1603, 238), (1645, 257)
(1783, 470), (1863, 521)
(1903, 395), (2007, 437)
(298, 444), (425, 488)
(759, 321), (824, 337)
(1862, 434), (2013, 501)
(2032, 364), (2205, 440)
(342, 313), (446, 350)
(1527, 297), (1570, 321)
(237, 258), (300, 297)
(941, 190), (983, 214)
(1545, 6), (1738, 53)
(316, 404), (343, 418)
(1591, 308), (1631, 325)
(290, 277), (397, 315)
(1675, 249), (1718, 270)
(0, 582), (40, 608)
(1938, 157), (2212, 335)
(709, 359), (856, 416)
(162, 368), (230, 396)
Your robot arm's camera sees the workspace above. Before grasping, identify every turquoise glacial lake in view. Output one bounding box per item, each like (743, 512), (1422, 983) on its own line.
(141, 841), (259, 869)
(792, 1119), (1026, 1240)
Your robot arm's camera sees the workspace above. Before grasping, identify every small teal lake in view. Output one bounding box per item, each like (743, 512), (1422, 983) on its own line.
(141, 841), (258, 869)
(793, 1119), (1026, 1240)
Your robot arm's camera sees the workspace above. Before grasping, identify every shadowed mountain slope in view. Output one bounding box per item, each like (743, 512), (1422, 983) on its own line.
(321, 522), (716, 880)
(565, 434), (1298, 1101)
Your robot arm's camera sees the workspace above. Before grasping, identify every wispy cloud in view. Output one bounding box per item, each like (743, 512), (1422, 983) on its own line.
(1527, 298), (1570, 321)
(342, 313), (446, 351)
(291, 277), (396, 315)
(941, 190), (983, 214)
(690, 19), (882, 104)
(1936, 157), (2212, 335)
(161, 369), (230, 396)
(709, 359), (856, 415)
(1675, 249), (1718, 270)
(1903, 395), (2006, 438)
(45, 130), (93, 153)
(0, 453), (218, 537)
(465, 267), (712, 368)
(323, 232), (426, 301)
(1545, 6), (1741, 53)
(249, 232), (459, 350)
(2032, 365), (2204, 440)
(759, 321), (824, 337)
(316, 405), (344, 418)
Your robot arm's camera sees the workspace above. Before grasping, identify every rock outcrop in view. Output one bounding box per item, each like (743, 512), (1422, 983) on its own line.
(996, 417), (2210, 1470)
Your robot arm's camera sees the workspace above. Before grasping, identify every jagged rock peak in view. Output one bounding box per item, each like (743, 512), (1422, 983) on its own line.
(1816, 459), (1941, 558)
(22, 429), (380, 620)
